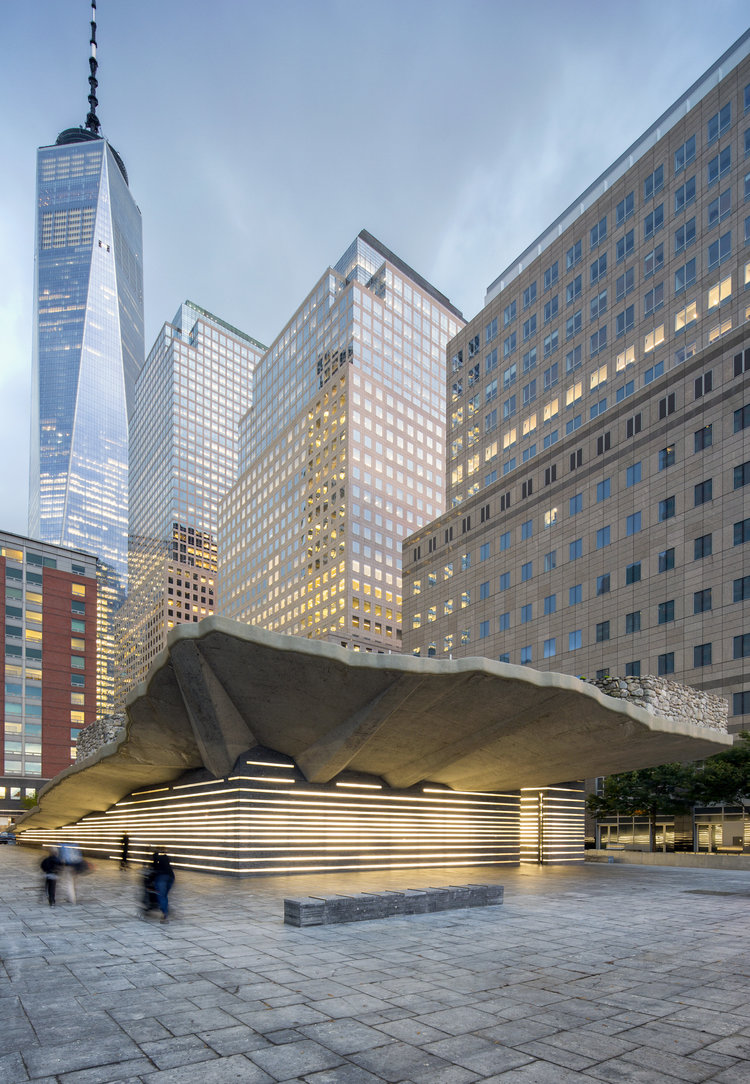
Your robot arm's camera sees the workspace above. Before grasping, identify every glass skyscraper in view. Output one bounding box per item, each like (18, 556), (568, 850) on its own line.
(117, 302), (264, 702)
(29, 130), (143, 590)
(28, 4), (144, 712)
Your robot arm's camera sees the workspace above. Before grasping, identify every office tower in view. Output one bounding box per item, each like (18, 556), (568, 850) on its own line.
(218, 231), (463, 651)
(0, 530), (97, 823)
(28, 2), (144, 712)
(404, 33), (750, 732)
(118, 302), (265, 699)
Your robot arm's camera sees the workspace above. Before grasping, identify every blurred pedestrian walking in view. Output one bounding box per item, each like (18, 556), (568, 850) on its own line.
(40, 848), (60, 906)
(151, 847), (175, 923)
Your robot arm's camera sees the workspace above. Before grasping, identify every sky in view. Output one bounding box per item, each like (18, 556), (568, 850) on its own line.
(1, 0), (749, 537)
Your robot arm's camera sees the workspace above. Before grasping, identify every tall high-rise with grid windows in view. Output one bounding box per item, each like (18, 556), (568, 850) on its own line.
(28, 2), (143, 713)
(116, 302), (265, 702)
(218, 231), (463, 651)
(404, 32), (750, 733)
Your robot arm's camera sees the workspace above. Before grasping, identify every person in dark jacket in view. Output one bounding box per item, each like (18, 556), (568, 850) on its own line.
(40, 849), (60, 906)
(151, 848), (175, 923)
(120, 833), (130, 870)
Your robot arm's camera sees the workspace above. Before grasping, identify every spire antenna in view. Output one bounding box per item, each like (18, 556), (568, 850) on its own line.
(85, 0), (101, 135)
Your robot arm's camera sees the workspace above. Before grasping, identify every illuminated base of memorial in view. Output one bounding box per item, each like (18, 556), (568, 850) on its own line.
(18, 747), (585, 875)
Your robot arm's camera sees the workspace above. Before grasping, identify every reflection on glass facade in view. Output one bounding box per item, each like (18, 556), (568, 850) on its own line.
(116, 302), (264, 702)
(29, 129), (144, 712)
(218, 231), (463, 652)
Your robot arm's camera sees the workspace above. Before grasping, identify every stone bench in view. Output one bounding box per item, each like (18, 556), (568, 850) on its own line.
(283, 883), (504, 926)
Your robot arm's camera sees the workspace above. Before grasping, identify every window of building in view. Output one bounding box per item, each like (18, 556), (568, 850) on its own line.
(521, 603), (532, 624)
(479, 581), (490, 601)
(658, 548), (675, 573)
(626, 561), (641, 584)
(499, 530), (511, 551)
(734, 634), (750, 659)
(616, 191), (634, 225)
(566, 311), (582, 340)
(658, 392), (676, 419)
(644, 285), (664, 318)
(542, 637), (556, 659)
(543, 550), (557, 571)
(596, 573), (611, 596)
(624, 409), (641, 435)
(707, 189), (731, 229)
(590, 216), (607, 248)
(626, 462), (642, 487)
(707, 102), (731, 144)
(658, 496), (675, 521)
(596, 478), (611, 502)
(658, 652), (675, 676)
(694, 643), (712, 668)
(479, 621), (489, 639)
(675, 217), (696, 253)
(736, 519), (750, 545)
(616, 305), (635, 337)
(644, 243), (664, 278)
(569, 629), (582, 651)
(520, 645), (532, 665)
(674, 135), (696, 173)
(544, 594), (557, 616)
(674, 257), (696, 294)
(596, 526), (611, 549)
(590, 254), (607, 285)
(590, 290), (607, 322)
(566, 274), (582, 305)
(499, 572), (510, 591)
(596, 620), (610, 643)
(566, 241), (581, 271)
(616, 230), (634, 263)
(707, 147), (731, 187)
(694, 425), (713, 452)
(674, 176), (696, 214)
(521, 561), (533, 582)
(644, 165), (664, 200)
(570, 538), (583, 561)
(596, 432), (611, 455)
(644, 203), (664, 240)
(694, 479), (713, 506)
(708, 231), (731, 270)
(523, 282), (537, 309)
(694, 588), (712, 614)
(626, 512), (642, 536)
(734, 575), (750, 602)
(544, 295), (559, 324)
(616, 268), (634, 301)
(733, 692), (750, 716)
(735, 461), (750, 489)
(626, 611), (641, 634)
(694, 534), (712, 560)
(499, 308), (511, 332)
(658, 600), (675, 624)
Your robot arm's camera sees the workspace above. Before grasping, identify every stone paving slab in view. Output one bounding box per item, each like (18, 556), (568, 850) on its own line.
(2, 847), (750, 1082)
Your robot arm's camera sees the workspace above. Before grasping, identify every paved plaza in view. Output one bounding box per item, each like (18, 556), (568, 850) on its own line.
(1, 847), (750, 1083)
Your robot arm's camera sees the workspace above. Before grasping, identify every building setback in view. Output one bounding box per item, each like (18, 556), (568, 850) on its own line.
(218, 231), (463, 652)
(28, 4), (144, 713)
(117, 302), (265, 700)
(1, 531), (97, 822)
(404, 33), (750, 732)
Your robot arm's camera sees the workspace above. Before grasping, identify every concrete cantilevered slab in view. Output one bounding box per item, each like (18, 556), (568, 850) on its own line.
(16, 618), (732, 833)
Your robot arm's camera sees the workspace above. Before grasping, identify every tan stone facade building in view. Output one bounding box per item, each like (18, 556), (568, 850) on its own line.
(218, 232), (463, 653)
(404, 33), (750, 733)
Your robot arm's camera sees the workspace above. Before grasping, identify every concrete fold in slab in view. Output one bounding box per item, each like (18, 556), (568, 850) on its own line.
(15, 617), (732, 833)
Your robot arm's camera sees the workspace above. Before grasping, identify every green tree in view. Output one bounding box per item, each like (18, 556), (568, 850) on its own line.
(587, 763), (695, 851)
(692, 732), (750, 809)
